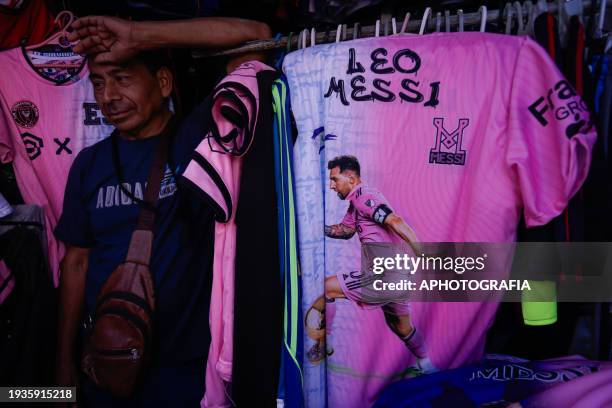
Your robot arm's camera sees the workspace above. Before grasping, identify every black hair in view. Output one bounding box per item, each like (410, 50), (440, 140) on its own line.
(132, 49), (173, 75)
(328, 155), (360, 176)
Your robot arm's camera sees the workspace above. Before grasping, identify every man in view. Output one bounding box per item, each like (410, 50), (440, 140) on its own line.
(305, 155), (436, 373)
(54, 16), (270, 406)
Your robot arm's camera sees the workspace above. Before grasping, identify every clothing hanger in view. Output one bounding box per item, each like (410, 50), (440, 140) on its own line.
(310, 28), (316, 47)
(391, 17), (398, 34)
(353, 22), (361, 40)
(445, 10), (451, 32)
(419, 7), (432, 35)
(514, 1), (526, 34)
(399, 12), (411, 34)
(504, 3), (514, 35)
(375, 19), (381, 37)
(400, 12), (411, 34)
(597, 0), (607, 36)
(23, 10), (85, 84)
(458, 9), (465, 32)
(523, 1), (535, 36)
(479, 6), (488, 32)
(26, 10), (78, 58)
(435, 11), (442, 32)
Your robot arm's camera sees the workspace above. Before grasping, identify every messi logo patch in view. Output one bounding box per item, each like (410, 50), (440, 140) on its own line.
(11, 100), (39, 128)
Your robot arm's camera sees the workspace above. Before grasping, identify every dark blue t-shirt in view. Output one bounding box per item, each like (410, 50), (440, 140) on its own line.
(55, 102), (214, 364)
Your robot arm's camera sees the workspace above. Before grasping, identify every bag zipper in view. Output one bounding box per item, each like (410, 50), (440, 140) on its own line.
(94, 347), (141, 360)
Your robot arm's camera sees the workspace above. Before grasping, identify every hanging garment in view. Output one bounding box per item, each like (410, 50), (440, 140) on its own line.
(180, 60), (276, 408)
(273, 76), (305, 408)
(0, 204), (48, 304)
(283, 33), (596, 408)
(373, 355), (612, 408)
(0, 226), (56, 386)
(231, 68), (282, 406)
(0, 0), (56, 50)
(0, 47), (113, 286)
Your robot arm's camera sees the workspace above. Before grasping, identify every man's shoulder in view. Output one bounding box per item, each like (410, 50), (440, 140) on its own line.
(71, 135), (113, 172)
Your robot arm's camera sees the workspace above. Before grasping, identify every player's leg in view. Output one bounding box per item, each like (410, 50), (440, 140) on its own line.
(383, 304), (437, 373)
(324, 275), (345, 336)
(305, 276), (346, 364)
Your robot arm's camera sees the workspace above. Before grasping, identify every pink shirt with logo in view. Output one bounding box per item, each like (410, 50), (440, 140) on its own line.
(0, 48), (112, 286)
(284, 33), (597, 408)
(341, 184), (401, 243)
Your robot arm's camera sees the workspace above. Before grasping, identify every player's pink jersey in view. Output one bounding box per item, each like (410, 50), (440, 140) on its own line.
(340, 184), (402, 243)
(0, 48), (112, 285)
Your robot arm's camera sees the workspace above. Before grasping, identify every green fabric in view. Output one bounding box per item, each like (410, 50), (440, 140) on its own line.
(522, 280), (557, 326)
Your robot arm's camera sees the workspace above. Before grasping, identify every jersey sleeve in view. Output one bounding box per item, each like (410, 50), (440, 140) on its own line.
(340, 203), (356, 227)
(353, 188), (394, 225)
(506, 38), (597, 228)
(54, 151), (94, 247)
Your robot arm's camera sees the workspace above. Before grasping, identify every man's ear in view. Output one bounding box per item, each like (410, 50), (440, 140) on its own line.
(156, 67), (174, 99)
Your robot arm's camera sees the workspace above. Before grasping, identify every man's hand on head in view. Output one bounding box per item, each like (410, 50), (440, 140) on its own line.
(68, 16), (139, 63)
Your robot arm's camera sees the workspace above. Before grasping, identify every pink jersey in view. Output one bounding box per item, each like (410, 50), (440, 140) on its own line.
(181, 61), (275, 408)
(0, 48), (113, 286)
(284, 33), (597, 408)
(340, 184), (401, 243)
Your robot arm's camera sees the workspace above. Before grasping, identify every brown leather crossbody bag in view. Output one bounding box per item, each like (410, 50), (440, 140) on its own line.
(81, 132), (169, 398)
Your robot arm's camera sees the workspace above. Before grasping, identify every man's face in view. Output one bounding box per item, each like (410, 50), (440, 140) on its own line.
(88, 58), (171, 135)
(329, 167), (356, 199)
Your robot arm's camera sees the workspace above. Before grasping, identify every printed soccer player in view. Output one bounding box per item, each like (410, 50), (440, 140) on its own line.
(305, 155), (436, 373)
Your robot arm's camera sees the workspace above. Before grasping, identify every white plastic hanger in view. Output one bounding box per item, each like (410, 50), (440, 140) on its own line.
(335, 24), (348, 43)
(504, 3), (514, 35)
(479, 5), (488, 32)
(419, 7), (432, 35)
(353, 22), (361, 40)
(435, 11), (442, 32)
(514, 1), (526, 35)
(400, 12), (411, 34)
(458, 9), (464, 32)
(445, 10), (451, 32)
(391, 17), (398, 34)
(310, 28), (316, 47)
(594, 0), (608, 39)
(375, 19), (381, 37)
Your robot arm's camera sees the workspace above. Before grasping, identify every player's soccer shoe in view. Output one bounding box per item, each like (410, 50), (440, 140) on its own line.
(416, 357), (439, 374)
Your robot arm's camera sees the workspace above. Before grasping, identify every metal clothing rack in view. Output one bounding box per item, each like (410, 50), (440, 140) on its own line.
(193, 0), (610, 58)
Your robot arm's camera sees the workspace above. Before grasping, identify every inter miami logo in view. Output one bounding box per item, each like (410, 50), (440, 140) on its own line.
(429, 117), (469, 166)
(11, 101), (39, 128)
(21, 132), (44, 161)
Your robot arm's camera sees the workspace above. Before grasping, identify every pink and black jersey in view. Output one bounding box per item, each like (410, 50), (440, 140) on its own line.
(340, 184), (400, 243)
(0, 48), (113, 285)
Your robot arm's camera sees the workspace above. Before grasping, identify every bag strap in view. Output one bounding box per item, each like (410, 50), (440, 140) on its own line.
(124, 123), (172, 265)
(136, 135), (170, 231)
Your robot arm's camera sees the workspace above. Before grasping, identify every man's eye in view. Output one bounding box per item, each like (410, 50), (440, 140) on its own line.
(92, 82), (104, 90)
(116, 75), (130, 83)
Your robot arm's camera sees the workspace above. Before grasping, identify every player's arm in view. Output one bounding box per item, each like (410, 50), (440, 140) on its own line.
(56, 245), (89, 387)
(325, 224), (356, 240)
(68, 16), (271, 70)
(384, 213), (422, 254)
